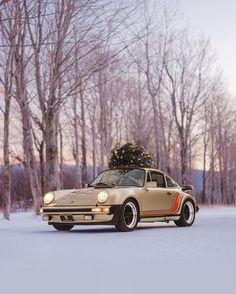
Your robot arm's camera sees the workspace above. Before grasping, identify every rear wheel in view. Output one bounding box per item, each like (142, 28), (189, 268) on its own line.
(115, 199), (139, 232)
(174, 200), (195, 227)
(52, 224), (74, 231)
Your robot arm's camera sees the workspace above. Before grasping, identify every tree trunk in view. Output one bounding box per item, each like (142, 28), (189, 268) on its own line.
(180, 134), (188, 185)
(73, 95), (81, 188)
(3, 94), (11, 220)
(98, 70), (107, 171)
(39, 140), (45, 196)
(92, 121), (97, 179)
(202, 118), (208, 203)
(13, 17), (42, 214)
(80, 90), (88, 187)
(151, 95), (160, 168)
(59, 124), (64, 188)
(19, 100), (42, 214)
(45, 110), (61, 192)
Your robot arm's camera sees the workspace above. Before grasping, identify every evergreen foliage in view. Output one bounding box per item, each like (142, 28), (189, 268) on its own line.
(109, 143), (154, 169)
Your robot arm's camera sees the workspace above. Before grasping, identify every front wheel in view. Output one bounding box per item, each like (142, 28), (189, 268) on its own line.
(174, 200), (195, 227)
(115, 200), (139, 232)
(52, 224), (74, 231)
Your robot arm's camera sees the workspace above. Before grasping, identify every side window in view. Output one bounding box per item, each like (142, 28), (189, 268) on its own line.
(166, 176), (176, 188)
(150, 172), (166, 188)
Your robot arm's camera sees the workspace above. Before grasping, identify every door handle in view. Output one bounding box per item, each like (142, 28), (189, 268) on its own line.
(166, 191), (172, 195)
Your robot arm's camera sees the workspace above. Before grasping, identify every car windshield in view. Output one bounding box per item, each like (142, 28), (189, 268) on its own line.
(91, 169), (145, 187)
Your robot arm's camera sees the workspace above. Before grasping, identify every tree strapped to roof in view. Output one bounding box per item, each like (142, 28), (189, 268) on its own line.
(109, 143), (154, 169)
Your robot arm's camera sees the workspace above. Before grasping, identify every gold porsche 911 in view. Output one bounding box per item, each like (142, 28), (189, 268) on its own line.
(41, 168), (199, 232)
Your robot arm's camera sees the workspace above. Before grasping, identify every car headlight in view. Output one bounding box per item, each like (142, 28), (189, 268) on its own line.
(97, 191), (109, 204)
(44, 192), (55, 205)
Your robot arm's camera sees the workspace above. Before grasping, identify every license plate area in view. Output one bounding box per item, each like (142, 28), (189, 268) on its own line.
(60, 215), (74, 222)
(84, 215), (93, 221)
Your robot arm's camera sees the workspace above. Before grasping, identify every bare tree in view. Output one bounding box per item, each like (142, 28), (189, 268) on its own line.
(164, 32), (215, 184)
(123, 3), (177, 170)
(0, 1), (42, 214)
(0, 5), (16, 219)
(206, 91), (236, 204)
(87, 92), (99, 179)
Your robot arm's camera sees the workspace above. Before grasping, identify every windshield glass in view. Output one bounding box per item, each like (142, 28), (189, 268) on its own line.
(91, 169), (145, 187)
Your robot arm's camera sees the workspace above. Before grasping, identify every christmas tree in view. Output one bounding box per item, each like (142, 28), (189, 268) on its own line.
(109, 143), (154, 169)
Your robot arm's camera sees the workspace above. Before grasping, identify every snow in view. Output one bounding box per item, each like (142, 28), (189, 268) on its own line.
(1, 207), (236, 294)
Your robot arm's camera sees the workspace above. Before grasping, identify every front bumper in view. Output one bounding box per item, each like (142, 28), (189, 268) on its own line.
(41, 205), (121, 225)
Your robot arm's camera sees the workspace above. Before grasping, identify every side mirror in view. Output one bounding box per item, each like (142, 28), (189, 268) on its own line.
(181, 185), (194, 192)
(146, 182), (157, 189)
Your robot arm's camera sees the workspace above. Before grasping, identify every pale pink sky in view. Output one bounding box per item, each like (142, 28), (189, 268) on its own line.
(178, 0), (236, 96)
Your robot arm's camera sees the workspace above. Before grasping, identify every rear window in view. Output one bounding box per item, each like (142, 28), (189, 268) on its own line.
(166, 176), (177, 188)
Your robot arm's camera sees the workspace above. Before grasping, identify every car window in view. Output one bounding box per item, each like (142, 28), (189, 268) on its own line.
(91, 169), (145, 187)
(166, 176), (176, 188)
(150, 172), (166, 188)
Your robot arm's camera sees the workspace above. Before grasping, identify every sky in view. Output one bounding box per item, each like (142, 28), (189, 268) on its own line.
(177, 0), (236, 96)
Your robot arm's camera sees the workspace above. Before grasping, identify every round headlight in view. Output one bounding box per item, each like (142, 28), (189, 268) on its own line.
(97, 191), (109, 204)
(44, 192), (55, 205)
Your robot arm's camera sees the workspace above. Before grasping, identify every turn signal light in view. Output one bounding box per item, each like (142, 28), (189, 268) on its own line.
(91, 207), (110, 213)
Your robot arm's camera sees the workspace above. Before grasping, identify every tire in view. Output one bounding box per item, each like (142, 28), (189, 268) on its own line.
(115, 199), (139, 232)
(52, 224), (74, 231)
(174, 200), (195, 227)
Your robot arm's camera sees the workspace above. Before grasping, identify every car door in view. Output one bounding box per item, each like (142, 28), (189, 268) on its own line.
(142, 171), (168, 214)
(142, 171), (180, 216)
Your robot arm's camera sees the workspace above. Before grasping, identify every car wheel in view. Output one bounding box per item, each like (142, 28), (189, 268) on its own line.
(52, 224), (74, 231)
(174, 200), (195, 227)
(115, 199), (139, 232)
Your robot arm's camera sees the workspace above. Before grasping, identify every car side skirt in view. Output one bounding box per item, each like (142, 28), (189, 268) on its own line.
(140, 214), (181, 222)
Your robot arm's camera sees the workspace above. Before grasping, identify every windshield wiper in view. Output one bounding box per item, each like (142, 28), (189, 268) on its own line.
(93, 182), (115, 187)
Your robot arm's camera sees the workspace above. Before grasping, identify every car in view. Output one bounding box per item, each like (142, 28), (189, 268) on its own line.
(41, 167), (199, 232)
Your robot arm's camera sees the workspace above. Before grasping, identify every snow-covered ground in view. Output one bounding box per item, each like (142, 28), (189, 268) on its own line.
(1, 207), (236, 294)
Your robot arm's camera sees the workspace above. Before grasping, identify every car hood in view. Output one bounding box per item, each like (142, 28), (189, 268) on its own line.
(48, 186), (140, 206)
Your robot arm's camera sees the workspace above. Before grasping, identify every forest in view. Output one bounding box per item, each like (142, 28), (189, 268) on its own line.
(0, 0), (236, 219)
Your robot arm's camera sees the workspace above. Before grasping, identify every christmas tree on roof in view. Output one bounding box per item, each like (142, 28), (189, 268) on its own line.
(108, 143), (154, 169)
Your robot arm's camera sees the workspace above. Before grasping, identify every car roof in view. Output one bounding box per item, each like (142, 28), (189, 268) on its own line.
(141, 167), (163, 173)
(104, 167), (167, 175)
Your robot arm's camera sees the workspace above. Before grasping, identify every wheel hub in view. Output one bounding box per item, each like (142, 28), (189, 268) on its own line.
(124, 202), (137, 228)
(183, 201), (195, 224)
